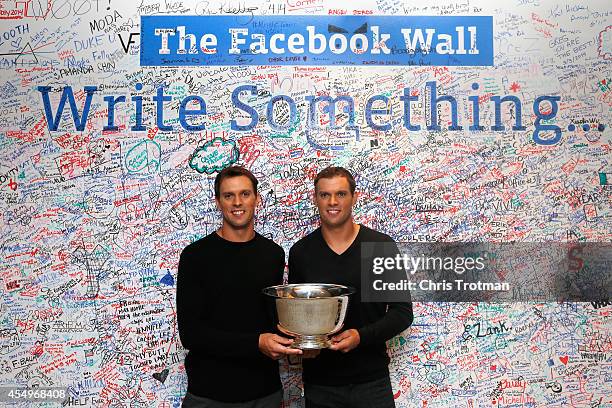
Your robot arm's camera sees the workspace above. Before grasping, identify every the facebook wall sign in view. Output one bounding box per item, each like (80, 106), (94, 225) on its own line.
(140, 15), (493, 66)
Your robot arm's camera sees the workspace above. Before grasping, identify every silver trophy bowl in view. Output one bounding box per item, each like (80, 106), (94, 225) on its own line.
(263, 283), (355, 349)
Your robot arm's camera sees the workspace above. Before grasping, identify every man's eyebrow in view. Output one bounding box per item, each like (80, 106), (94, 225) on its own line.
(318, 189), (349, 193)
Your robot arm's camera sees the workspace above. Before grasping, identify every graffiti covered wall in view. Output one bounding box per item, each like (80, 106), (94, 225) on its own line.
(0, 0), (610, 406)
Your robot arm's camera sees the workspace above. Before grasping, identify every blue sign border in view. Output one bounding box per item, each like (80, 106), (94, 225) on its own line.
(140, 15), (493, 66)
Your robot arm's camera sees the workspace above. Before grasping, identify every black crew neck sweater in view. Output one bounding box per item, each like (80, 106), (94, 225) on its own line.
(176, 232), (285, 402)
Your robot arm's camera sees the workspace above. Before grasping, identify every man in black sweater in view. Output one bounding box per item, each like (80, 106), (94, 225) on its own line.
(177, 166), (301, 407)
(288, 166), (413, 408)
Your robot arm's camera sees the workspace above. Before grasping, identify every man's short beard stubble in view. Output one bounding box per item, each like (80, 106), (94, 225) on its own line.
(223, 213), (253, 230)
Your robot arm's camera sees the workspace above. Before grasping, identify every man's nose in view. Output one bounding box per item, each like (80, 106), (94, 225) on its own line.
(233, 196), (242, 206)
(329, 195), (338, 205)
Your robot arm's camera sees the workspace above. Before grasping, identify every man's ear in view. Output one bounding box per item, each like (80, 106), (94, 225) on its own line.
(256, 193), (262, 208)
(214, 197), (220, 210)
(352, 191), (359, 206)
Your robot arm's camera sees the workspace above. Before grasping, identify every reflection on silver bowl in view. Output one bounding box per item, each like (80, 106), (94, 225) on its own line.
(263, 284), (355, 349)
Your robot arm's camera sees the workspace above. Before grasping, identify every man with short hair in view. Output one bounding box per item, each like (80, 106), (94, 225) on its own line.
(177, 166), (301, 407)
(288, 166), (413, 408)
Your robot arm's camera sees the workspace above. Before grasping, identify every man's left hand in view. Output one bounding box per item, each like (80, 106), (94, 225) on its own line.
(329, 329), (360, 353)
(259, 333), (303, 360)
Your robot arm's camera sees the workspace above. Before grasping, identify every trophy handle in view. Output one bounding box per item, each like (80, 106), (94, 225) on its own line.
(329, 296), (349, 334)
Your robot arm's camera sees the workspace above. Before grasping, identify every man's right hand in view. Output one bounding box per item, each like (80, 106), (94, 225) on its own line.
(258, 333), (303, 360)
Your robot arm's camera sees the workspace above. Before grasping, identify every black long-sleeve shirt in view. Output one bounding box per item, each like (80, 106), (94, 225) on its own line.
(288, 225), (413, 385)
(176, 232), (285, 402)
